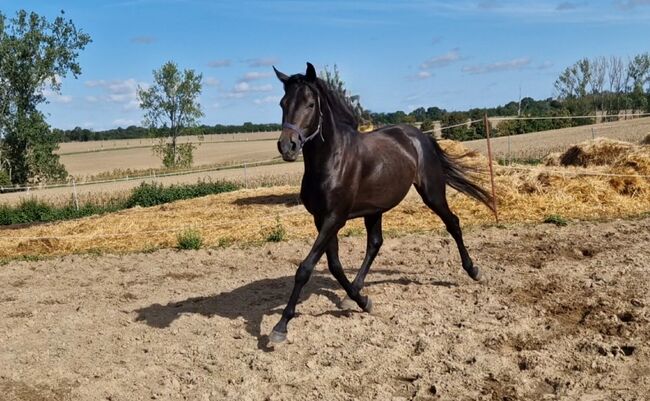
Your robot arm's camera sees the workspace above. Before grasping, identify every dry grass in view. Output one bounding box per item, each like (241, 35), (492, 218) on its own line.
(2, 139), (649, 259)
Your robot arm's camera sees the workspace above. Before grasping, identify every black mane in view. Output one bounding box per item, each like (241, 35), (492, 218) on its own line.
(286, 74), (359, 130)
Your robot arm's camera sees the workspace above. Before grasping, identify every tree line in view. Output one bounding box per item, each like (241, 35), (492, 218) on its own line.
(54, 122), (283, 143)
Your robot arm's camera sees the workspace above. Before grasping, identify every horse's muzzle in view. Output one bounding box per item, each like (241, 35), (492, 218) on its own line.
(277, 133), (300, 162)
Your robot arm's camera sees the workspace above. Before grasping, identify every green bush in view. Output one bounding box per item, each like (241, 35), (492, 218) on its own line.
(177, 228), (203, 250)
(126, 180), (240, 208)
(543, 214), (568, 227)
(0, 179), (240, 226)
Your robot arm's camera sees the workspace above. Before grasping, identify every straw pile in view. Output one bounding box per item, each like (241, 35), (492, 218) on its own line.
(1, 139), (649, 258)
(543, 137), (650, 195)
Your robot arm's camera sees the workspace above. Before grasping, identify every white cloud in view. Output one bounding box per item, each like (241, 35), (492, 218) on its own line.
(616, 0), (650, 10)
(253, 95), (280, 105)
(415, 71), (432, 80)
(233, 82), (273, 93)
(461, 57), (531, 74)
(246, 57), (279, 67)
(207, 59), (231, 68)
(239, 71), (272, 82)
(131, 36), (156, 44)
(420, 49), (461, 69)
(42, 88), (73, 104)
(85, 78), (147, 110)
(205, 77), (221, 87)
(112, 118), (138, 127)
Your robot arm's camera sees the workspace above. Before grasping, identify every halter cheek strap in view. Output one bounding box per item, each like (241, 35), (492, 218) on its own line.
(282, 95), (324, 146)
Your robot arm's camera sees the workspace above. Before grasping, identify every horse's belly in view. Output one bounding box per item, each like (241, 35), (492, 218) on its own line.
(349, 172), (413, 217)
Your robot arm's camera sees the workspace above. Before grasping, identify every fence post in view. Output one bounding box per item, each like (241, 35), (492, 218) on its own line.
(483, 113), (499, 224)
(72, 178), (79, 211)
(591, 127), (595, 140)
(244, 163), (248, 188)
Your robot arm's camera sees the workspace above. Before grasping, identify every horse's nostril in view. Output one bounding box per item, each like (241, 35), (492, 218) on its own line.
(291, 141), (297, 152)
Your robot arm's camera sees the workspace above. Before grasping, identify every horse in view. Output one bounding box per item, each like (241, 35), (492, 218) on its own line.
(269, 62), (493, 343)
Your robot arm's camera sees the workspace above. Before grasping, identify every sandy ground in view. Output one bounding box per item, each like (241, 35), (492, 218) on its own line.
(1, 217), (648, 400)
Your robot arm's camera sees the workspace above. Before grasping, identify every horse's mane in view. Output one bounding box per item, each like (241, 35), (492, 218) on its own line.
(287, 74), (359, 130)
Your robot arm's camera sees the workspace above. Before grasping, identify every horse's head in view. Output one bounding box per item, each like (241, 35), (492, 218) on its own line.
(273, 62), (323, 162)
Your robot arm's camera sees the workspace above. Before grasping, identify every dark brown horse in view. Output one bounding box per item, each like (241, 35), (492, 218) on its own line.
(269, 63), (493, 343)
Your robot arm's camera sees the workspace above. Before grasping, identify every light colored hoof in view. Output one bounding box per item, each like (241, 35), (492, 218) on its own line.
(339, 296), (357, 310)
(269, 330), (287, 344)
(363, 297), (374, 314)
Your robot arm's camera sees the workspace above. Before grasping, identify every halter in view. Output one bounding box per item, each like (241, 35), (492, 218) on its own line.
(282, 86), (324, 146)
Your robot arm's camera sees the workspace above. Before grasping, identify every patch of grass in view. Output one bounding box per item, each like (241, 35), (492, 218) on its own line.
(543, 214), (568, 226)
(265, 216), (287, 242)
(0, 179), (241, 226)
(341, 227), (364, 237)
(177, 229), (203, 250)
(217, 237), (234, 248)
(126, 180), (240, 208)
(497, 157), (543, 166)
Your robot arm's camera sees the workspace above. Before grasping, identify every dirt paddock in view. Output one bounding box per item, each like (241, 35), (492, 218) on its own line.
(1, 218), (649, 400)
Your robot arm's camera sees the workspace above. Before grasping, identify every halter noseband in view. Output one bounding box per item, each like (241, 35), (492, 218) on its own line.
(282, 86), (324, 146)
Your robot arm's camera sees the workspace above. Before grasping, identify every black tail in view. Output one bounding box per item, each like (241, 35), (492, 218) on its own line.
(430, 137), (495, 212)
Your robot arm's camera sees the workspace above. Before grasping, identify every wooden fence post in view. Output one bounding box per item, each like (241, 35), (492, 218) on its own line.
(484, 113), (499, 224)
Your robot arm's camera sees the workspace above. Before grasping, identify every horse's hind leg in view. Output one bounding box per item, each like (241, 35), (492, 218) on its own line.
(340, 213), (383, 310)
(326, 237), (374, 313)
(415, 179), (481, 281)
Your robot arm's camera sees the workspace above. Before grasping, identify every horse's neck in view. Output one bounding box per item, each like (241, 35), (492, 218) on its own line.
(302, 110), (352, 171)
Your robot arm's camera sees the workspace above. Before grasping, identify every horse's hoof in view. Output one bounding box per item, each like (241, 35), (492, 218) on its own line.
(269, 330), (287, 344)
(363, 297), (374, 314)
(339, 296), (357, 310)
(469, 266), (484, 282)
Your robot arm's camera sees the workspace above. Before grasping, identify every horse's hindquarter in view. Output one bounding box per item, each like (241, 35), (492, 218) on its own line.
(349, 129), (418, 216)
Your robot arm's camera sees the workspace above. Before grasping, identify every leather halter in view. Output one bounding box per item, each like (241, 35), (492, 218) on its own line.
(281, 86), (324, 146)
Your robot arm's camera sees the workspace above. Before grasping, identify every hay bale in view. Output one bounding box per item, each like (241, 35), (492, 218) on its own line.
(558, 138), (635, 167)
(641, 134), (650, 145)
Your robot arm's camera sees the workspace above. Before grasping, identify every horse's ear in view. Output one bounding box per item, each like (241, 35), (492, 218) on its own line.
(305, 62), (317, 82)
(273, 66), (289, 83)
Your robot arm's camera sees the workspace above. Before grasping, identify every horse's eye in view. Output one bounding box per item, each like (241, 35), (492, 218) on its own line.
(307, 103), (315, 108)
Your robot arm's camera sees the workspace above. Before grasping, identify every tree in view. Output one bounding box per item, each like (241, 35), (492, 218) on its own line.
(319, 64), (371, 126)
(0, 10), (91, 184)
(137, 61), (203, 168)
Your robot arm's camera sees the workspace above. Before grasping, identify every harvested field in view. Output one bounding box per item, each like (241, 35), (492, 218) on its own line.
(464, 117), (650, 160)
(60, 139), (281, 178)
(56, 132), (279, 155)
(1, 218), (648, 400)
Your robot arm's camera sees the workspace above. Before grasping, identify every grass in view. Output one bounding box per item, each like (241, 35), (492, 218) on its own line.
(265, 216), (287, 242)
(0, 180), (240, 226)
(544, 214), (569, 226)
(177, 229), (203, 250)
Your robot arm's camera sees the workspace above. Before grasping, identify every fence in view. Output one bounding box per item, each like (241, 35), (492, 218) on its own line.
(1, 112), (648, 219)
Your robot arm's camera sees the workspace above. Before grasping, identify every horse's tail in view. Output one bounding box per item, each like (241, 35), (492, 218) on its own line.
(430, 137), (495, 212)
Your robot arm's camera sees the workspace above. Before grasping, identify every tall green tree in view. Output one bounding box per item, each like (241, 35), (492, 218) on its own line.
(137, 61), (203, 168)
(0, 10), (91, 184)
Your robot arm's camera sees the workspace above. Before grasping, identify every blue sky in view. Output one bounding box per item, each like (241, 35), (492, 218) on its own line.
(2, 0), (650, 130)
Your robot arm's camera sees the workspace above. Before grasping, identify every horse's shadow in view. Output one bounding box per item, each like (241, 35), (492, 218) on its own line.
(231, 193), (301, 207)
(133, 270), (457, 351)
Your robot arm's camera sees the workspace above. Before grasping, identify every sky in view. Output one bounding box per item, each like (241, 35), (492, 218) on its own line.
(1, 0), (649, 131)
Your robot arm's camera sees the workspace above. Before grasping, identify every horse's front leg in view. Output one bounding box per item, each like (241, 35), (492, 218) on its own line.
(269, 214), (345, 343)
